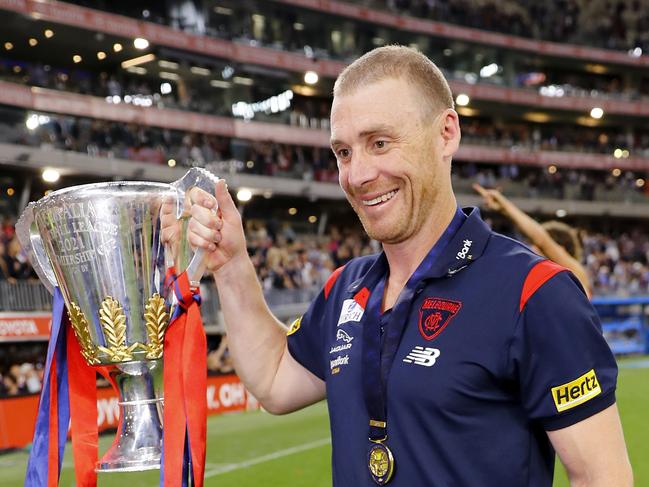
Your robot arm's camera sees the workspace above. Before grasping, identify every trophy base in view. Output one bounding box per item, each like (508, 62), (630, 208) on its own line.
(96, 361), (164, 473)
(96, 445), (161, 472)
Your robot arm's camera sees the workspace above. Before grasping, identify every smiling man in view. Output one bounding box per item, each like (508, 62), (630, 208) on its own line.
(182, 46), (632, 486)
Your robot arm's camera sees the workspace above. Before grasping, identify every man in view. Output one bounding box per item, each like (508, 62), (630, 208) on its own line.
(178, 46), (632, 486)
(473, 183), (591, 296)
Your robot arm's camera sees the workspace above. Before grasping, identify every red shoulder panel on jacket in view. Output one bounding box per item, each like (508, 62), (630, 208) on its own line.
(519, 260), (567, 312)
(324, 265), (346, 300)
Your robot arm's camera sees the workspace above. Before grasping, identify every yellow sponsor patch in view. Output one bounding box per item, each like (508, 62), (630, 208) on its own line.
(551, 369), (601, 412)
(287, 316), (302, 336)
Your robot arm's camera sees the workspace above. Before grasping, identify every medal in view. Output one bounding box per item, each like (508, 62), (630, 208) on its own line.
(368, 441), (395, 485)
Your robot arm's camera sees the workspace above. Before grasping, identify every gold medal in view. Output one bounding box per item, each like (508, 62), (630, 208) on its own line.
(368, 441), (395, 485)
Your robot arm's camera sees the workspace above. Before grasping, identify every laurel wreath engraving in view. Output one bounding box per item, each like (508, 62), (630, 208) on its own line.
(142, 293), (169, 359)
(67, 302), (100, 365)
(97, 296), (138, 362)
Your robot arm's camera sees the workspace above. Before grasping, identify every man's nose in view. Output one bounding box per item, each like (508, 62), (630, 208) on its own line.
(347, 151), (378, 189)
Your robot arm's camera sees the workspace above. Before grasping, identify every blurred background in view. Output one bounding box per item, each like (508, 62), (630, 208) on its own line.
(0, 0), (648, 485)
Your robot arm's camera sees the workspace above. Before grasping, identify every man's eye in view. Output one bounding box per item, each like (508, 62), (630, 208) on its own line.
(337, 149), (350, 158)
(375, 140), (386, 149)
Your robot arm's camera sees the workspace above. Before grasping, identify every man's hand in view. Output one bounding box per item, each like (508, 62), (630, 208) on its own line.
(187, 179), (247, 274)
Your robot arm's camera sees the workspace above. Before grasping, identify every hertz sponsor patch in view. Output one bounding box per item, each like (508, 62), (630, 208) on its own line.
(287, 316), (302, 336)
(551, 369), (601, 412)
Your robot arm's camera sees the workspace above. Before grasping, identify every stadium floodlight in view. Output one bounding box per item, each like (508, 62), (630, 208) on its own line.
(288, 207), (298, 215)
(590, 107), (604, 119)
(555, 209), (567, 218)
(233, 76), (254, 86)
(160, 82), (172, 95)
(479, 63), (499, 78)
(236, 189), (253, 202)
(4, 42), (13, 50)
(73, 55), (82, 63)
(210, 80), (231, 89)
(97, 51), (106, 60)
(121, 53), (156, 69)
(44, 29), (54, 38)
(628, 47), (642, 57)
(455, 94), (470, 106)
(636, 178), (646, 188)
(304, 71), (319, 85)
(25, 115), (40, 130)
(190, 66), (211, 76)
(28, 38), (38, 47)
(42, 168), (60, 183)
(158, 60), (179, 70)
(134, 37), (149, 50)
(167, 159), (176, 167)
(113, 43), (123, 52)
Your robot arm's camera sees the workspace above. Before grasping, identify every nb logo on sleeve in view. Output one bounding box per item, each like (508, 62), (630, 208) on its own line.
(403, 347), (441, 367)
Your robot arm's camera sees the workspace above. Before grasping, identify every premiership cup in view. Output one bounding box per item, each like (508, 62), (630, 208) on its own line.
(15, 167), (218, 472)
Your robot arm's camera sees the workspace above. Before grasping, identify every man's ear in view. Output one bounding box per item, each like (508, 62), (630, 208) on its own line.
(440, 109), (461, 159)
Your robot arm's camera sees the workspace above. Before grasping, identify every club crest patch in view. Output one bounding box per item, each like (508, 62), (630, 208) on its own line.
(418, 297), (462, 340)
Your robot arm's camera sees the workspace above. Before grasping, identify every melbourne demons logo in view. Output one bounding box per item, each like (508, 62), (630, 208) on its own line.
(418, 297), (462, 340)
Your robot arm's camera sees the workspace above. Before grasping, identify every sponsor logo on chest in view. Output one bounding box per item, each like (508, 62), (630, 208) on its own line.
(337, 298), (364, 326)
(330, 329), (355, 354)
(330, 355), (350, 374)
(403, 346), (441, 367)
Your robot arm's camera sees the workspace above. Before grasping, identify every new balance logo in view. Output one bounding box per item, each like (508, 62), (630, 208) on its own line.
(403, 347), (441, 367)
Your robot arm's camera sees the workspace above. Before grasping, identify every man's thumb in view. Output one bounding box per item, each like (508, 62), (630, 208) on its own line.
(214, 179), (237, 215)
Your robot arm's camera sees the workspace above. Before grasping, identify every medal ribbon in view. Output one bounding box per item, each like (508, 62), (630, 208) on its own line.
(361, 208), (466, 443)
(161, 267), (207, 487)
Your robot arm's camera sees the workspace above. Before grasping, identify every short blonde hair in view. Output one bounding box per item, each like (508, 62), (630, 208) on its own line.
(333, 45), (454, 118)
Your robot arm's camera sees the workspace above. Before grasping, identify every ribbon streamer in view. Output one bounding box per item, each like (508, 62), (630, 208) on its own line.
(162, 268), (207, 487)
(25, 288), (70, 487)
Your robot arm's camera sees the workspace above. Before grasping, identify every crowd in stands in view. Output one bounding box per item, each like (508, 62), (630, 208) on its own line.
(584, 230), (649, 296)
(0, 343), (46, 397)
(0, 218), (34, 282)
(353, 0), (649, 52)
(1, 105), (647, 200)
(72, 0), (649, 54)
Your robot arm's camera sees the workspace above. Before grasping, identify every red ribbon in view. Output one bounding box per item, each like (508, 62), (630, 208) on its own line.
(66, 323), (101, 487)
(163, 269), (207, 487)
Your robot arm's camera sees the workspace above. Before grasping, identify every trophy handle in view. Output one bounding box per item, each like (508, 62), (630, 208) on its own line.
(15, 203), (57, 295)
(171, 167), (220, 286)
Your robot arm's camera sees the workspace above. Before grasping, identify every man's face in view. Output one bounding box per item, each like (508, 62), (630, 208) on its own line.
(330, 78), (451, 245)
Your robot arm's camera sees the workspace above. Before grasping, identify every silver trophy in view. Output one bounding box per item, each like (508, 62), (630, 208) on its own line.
(15, 167), (218, 472)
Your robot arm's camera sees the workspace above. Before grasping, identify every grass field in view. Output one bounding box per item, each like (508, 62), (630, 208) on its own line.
(2, 357), (647, 486)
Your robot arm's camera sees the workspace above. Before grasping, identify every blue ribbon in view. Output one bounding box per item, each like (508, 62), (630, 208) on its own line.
(25, 288), (71, 486)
